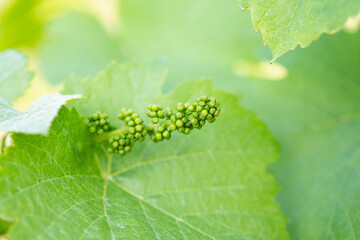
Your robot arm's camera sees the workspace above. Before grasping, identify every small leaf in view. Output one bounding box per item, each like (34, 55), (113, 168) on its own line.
(239, 0), (360, 59)
(0, 93), (85, 134)
(0, 50), (32, 102)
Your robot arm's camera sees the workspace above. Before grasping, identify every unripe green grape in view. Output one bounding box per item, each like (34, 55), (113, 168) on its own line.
(177, 127), (185, 133)
(125, 146), (131, 152)
(152, 118), (159, 124)
(170, 115), (176, 122)
(149, 111), (157, 118)
(157, 111), (165, 118)
(184, 128), (191, 135)
(175, 112), (183, 119)
(168, 124), (176, 131)
(188, 105), (195, 111)
(163, 130), (171, 139)
(157, 125), (165, 132)
(177, 103), (185, 112)
(128, 120), (135, 126)
(155, 133), (163, 141)
(119, 150), (125, 156)
(129, 127), (135, 134)
(165, 107), (173, 117)
(135, 132), (142, 139)
(196, 106), (202, 112)
(175, 120), (183, 128)
(135, 118), (142, 125)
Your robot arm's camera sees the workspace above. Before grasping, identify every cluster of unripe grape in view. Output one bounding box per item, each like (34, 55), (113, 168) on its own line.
(87, 96), (220, 156)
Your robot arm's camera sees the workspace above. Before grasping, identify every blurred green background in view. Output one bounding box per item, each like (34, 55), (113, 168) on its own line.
(0, 0), (359, 239)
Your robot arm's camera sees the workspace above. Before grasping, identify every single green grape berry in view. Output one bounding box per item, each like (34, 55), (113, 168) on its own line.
(125, 116), (131, 122)
(165, 107), (173, 117)
(181, 117), (189, 123)
(168, 123), (176, 131)
(139, 137), (145, 142)
(199, 101), (206, 107)
(125, 146), (131, 152)
(177, 127), (185, 133)
(157, 111), (165, 118)
(128, 120), (135, 126)
(97, 129), (104, 134)
(89, 127), (96, 133)
(170, 115), (176, 122)
(200, 120), (205, 126)
(157, 125), (165, 132)
(135, 132), (142, 139)
(152, 118), (159, 124)
(150, 111), (157, 118)
(175, 112), (183, 119)
(119, 150), (125, 155)
(155, 133), (163, 141)
(214, 110), (220, 117)
(119, 139), (125, 145)
(196, 106), (202, 112)
(151, 105), (158, 111)
(129, 127), (136, 134)
(134, 118), (142, 125)
(190, 118), (198, 125)
(177, 103), (185, 112)
(175, 120), (183, 128)
(131, 113), (138, 120)
(95, 120), (100, 125)
(184, 128), (191, 135)
(108, 148), (113, 153)
(188, 105), (195, 111)
(201, 96), (208, 101)
(184, 103), (190, 109)
(163, 130), (171, 139)
(209, 108), (216, 115)
(113, 142), (119, 147)
(208, 101), (216, 108)
(135, 125), (142, 132)
(142, 129), (148, 136)
(201, 110), (208, 119)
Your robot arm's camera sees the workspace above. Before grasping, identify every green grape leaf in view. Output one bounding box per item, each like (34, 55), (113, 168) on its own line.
(0, 93), (84, 134)
(0, 50), (32, 102)
(0, 62), (289, 239)
(39, 11), (122, 84)
(237, 31), (360, 239)
(240, 0), (360, 60)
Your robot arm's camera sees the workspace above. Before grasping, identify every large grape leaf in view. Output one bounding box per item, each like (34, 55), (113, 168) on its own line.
(239, 0), (360, 60)
(236, 31), (360, 239)
(0, 93), (84, 134)
(0, 62), (289, 239)
(120, 0), (271, 91)
(39, 11), (123, 84)
(0, 50), (32, 103)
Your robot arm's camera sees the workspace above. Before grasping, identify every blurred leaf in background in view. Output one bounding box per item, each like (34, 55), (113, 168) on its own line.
(0, 50), (32, 102)
(237, 31), (360, 239)
(39, 11), (123, 84)
(0, 0), (45, 50)
(120, 0), (272, 92)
